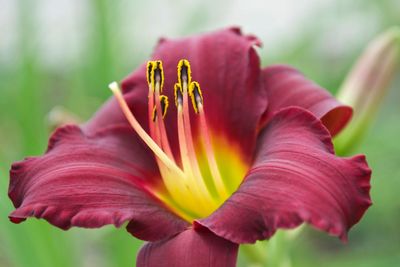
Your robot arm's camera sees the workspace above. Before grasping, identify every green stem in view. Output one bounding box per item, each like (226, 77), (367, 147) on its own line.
(240, 229), (303, 267)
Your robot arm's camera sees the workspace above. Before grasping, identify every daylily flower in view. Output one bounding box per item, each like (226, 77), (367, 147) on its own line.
(9, 28), (372, 266)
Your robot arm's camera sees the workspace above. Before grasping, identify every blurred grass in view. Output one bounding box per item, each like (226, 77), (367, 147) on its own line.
(0, 1), (142, 266)
(0, 0), (399, 266)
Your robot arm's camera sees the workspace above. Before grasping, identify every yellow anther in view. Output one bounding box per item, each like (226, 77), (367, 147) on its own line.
(146, 61), (154, 86)
(147, 60), (164, 92)
(174, 83), (183, 107)
(152, 95), (169, 121)
(177, 59), (192, 86)
(189, 81), (203, 114)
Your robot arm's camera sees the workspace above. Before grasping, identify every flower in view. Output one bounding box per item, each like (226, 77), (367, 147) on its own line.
(8, 28), (371, 266)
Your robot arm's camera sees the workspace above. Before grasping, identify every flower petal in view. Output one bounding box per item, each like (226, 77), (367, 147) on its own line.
(9, 125), (188, 241)
(152, 27), (267, 161)
(197, 107), (371, 243)
(136, 228), (238, 267)
(262, 65), (353, 136)
(85, 27), (268, 163)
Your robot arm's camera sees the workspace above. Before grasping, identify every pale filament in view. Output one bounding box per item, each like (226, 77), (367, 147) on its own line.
(176, 87), (217, 211)
(188, 81), (228, 200)
(197, 102), (229, 199)
(154, 78), (175, 162)
(180, 79), (216, 204)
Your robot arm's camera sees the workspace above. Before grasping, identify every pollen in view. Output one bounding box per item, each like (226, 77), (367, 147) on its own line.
(152, 95), (169, 121)
(146, 61), (153, 86)
(153, 60), (165, 92)
(177, 59), (192, 86)
(174, 83), (183, 108)
(147, 60), (165, 92)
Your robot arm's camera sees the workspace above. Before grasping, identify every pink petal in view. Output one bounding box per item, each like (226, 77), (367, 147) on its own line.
(262, 65), (353, 136)
(85, 27), (268, 163)
(9, 125), (188, 241)
(136, 228), (238, 267)
(197, 107), (371, 243)
(83, 81), (149, 135)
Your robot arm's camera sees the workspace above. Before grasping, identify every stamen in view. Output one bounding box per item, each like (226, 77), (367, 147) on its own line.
(189, 81), (229, 199)
(147, 61), (171, 197)
(147, 61), (158, 145)
(148, 62), (208, 216)
(152, 61), (175, 162)
(175, 83), (215, 212)
(175, 83), (202, 196)
(176, 96), (193, 175)
(177, 60), (217, 205)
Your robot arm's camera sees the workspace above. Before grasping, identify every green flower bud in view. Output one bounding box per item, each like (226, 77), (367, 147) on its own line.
(334, 27), (400, 154)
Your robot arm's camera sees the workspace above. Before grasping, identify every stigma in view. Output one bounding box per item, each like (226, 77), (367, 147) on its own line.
(109, 59), (231, 221)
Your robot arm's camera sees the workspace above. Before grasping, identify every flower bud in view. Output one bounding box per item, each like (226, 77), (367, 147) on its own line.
(334, 27), (400, 154)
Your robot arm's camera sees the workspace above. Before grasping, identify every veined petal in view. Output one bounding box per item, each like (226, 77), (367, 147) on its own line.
(136, 228), (238, 267)
(9, 125), (188, 241)
(85, 28), (268, 163)
(197, 107), (371, 243)
(262, 65), (353, 136)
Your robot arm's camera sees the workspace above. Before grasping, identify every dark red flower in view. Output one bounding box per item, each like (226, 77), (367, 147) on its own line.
(8, 28), (371, 267)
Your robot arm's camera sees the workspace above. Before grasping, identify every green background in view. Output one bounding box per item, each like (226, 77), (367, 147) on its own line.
(0, 0), (399, 266)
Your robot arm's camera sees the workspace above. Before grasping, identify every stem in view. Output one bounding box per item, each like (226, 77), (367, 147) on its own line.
(240, 228), (304, 267)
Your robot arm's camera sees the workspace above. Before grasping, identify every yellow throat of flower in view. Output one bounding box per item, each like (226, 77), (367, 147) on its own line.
(109, 59), (248, 222)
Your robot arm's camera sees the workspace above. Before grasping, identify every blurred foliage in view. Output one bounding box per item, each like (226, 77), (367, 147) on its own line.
(0, 0), (399, 266)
